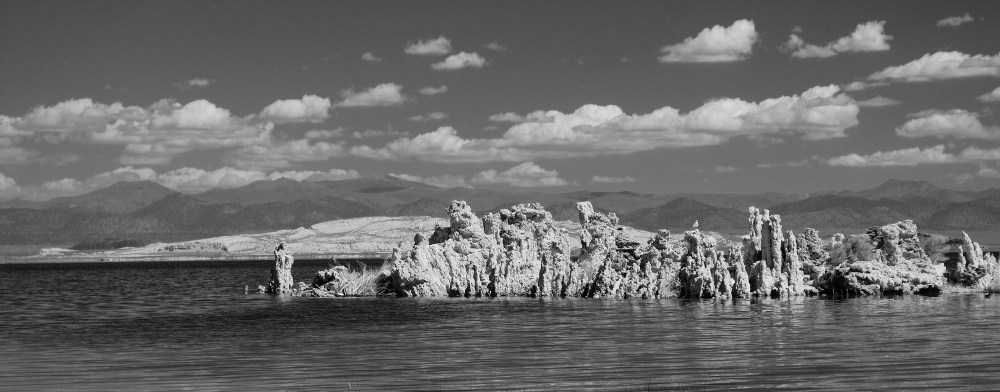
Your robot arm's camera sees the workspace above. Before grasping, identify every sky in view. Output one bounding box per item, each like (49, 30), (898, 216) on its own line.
(2, 0), (1000, 201)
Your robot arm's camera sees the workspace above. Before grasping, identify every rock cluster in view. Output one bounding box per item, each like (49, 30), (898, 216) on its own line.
(388, 201), (688, 298)
(734, 207), (809, 297)
(574, 202), (682, 299)
(952, 231), (1000, 289)
(389, 201), (575, 297)
(814, 220), (944, 295)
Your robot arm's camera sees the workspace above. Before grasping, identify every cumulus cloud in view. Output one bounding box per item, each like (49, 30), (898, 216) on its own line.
(659, 19), (758, 63)
(488, 112), (526, 123)
(8, 165), (360, 200)
(937, 13), (974, 27)
(258, 95), (331, 123)
(0, 172), (21, 196)
(842, 80), (889, 91)
(334, 83), (407, 107)
(978, 87), (1000, 102)
(896, 109), (1000, 139)
(471, 162), (568, 187)
(431, 52), (487, 70)
(785, 21), (892, 59)
(361, 52), (382, 62)
(173, 78), (214, 89)
(591, 175), (636, 183)
(4, 98), (274, 165)
(224, 139), (348, 169)
(157, 166), (359, 193)
(857, 96), (902, 107)
(304, 128), (346, 139)
(484, 42), (507, 51)
(867, 51), (1000, 83)
(418, 85), (448, 95)
(827, 145), (958, 166)
(388, 173), (471, 188)
(352, 85), (859, 163)
(352, 129), (410, 139)
(404, 36), (452, 55)
(409, 112), (448, 122)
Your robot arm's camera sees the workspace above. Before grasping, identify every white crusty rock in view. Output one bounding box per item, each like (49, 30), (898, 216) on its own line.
(742, 207), (811, 296)
(388, 200), (683, 298)
(389, 201), (573, 297)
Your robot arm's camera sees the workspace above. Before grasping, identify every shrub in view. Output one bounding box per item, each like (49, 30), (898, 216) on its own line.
(828, 235), (875, 265)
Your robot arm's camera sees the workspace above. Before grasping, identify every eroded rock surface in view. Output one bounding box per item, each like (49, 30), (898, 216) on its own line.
(389, 201), (574, 297)
(814, 220), (944, 296)
(266, 245), (295, 294)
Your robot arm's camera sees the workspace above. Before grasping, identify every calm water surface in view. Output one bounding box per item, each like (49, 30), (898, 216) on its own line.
(1, 259), (999, 391)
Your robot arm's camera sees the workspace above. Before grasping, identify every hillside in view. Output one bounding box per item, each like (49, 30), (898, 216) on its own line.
(4, 177), (1000, 246)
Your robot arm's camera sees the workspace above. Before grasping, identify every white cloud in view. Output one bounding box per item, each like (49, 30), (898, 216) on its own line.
(361, 52), (383, 62)
(224, 139), (347, 169)
(867, 51), (1000, 83)
(659, 19), (758, 63)
(978, 87), (1000, 102)
(857, 96), (902, 107)
(5, 98), (274, 165)
(156, 167), (358, 193)
(258, 95), (331, 123)
(841, 80), (889, 91)
(484, 42), (507, 51)
(431, 52), (487, 70)
(715, 166), (738, 173)
(304, 128), (346, 139)
(786, 21), (891, 59)
(335, 83), (407, 107)
(409, 112), (448, 122)
(173, 78), (215, 89)
(388, 173), (471, 188)
(937, 13), (974, 27)
(489, 112), (525, 123)
(591, 175), (636, 183)
(149, 99), (233, 129)
(418, 85), (448, 95)
(471, 162), (568, 187)
(0, 172), (21, 196)
(352, 129), (410, 139)
(404, 36), (452, 55)
(896, 109), (1000, 139)
(827, 145), (958, 166)
(352, 85), (859, 163)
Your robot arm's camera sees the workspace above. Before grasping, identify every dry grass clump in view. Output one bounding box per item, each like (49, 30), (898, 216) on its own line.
(319, 260), (393, 297)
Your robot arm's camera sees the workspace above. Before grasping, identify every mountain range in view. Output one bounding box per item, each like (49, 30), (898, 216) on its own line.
(2, 177), (999, 245)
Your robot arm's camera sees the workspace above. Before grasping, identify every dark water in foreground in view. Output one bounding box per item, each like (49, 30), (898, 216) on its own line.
(2, 260), (999, 391)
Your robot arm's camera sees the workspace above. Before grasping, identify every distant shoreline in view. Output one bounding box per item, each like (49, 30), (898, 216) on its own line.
(0, 253), (390, 265)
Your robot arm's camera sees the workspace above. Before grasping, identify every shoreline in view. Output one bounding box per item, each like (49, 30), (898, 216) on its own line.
(0, 253), (390, 264)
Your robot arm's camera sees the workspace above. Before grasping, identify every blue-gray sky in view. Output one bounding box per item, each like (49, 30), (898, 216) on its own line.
(2, 0), (1000, 200)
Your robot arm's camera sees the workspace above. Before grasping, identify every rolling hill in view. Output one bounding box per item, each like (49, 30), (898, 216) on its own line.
(3, 177), (1000, 246)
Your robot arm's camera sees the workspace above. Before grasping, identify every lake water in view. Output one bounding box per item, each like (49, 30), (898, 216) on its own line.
(2, 259), (999, 391)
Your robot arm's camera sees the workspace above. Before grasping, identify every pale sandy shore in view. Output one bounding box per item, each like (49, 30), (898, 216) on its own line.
(3, 216), (661, 265)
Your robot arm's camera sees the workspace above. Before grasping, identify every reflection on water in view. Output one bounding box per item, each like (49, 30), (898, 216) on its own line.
(2, 260), (999, 390)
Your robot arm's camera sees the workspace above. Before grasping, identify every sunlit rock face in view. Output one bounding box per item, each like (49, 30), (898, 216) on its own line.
(388, 200), (685, 299)
(389, 201), (574, 297)
(575, 202), (681, 299)
(815, 220), (944, 296)
(952, 231), (1000, 290)
(742, 207), (810, 297)
(266, 247), (295, 294)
